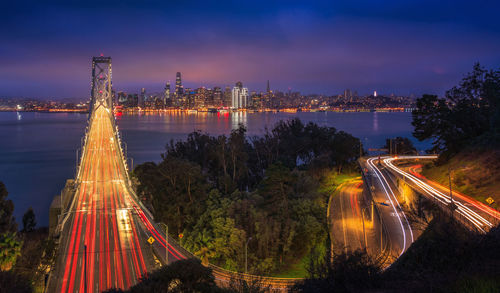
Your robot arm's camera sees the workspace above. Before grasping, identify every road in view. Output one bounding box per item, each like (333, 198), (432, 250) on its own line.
(50, 105), (160, 293)
(330, 180), (386, 258)
(381, 156), (500, 233)
(361, 158), (415, 260)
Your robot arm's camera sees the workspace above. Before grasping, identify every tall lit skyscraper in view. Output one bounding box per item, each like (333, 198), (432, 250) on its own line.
(231, 81), (249, 109)
(175, 72), (183, 102)
(139, 87), (146, 107)
(164, 81), (171, 106)
(266, 80), (270, 93)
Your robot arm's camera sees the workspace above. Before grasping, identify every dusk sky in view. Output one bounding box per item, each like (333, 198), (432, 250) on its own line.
(1, 0), (499, 98)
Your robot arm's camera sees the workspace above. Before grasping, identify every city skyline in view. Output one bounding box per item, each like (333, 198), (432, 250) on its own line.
(1, 0), (500, 98)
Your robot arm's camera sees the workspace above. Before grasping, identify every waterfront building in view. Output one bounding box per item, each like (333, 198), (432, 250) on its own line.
(231, 81), (249, 109)
(213, 87), (223, 108)
(223, 86), (232, 107)
(164, 81), (171, 106)
(174, 72), (183, 104)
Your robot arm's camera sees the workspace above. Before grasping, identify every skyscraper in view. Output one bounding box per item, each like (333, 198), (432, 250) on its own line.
(213, 87), (222, 107)
(139, 87), (146, 107)
(164, 81), (171, 106)
(231, 81), (249, 109)
(266, 80), (270, 93)
(175, 72), (183, 103)
(223, 86), (232, 107)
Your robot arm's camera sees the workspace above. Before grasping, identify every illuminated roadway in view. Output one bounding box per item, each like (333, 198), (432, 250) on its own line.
(49, 104), (188, 292)
(381, 156), (500, 233)
(330, 179), (389, 261)
(362, 157), (414, 260)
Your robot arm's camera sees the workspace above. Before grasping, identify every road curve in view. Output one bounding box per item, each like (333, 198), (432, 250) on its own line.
(381, 156), (499, 233)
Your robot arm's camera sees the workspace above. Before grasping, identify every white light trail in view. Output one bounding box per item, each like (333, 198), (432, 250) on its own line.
(383, 156), (491, 233)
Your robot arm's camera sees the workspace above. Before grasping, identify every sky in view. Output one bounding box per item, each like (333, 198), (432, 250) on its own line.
(1, 0), (499, 98)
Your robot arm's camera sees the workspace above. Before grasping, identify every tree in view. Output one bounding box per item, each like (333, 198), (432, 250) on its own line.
(0, 232), (22, 271)
(0, 182), (16, 234)
(412, 64), (500, 157)
(384, 137), (417, 155)
(22, 208), (36, 233)
(293, 249), (381, 293)
(124, 258), (224, 293)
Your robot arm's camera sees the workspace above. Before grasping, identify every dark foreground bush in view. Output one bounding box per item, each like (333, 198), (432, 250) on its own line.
(104, 258), (228, 293)
(292, 249), (382, 293)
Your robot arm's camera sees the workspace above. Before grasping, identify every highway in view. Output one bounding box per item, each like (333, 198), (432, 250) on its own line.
(362, 158), (414, 260)
(381, 156), (500, 233)
(329, 179), (387, 259)
(50, 105), (160, 293)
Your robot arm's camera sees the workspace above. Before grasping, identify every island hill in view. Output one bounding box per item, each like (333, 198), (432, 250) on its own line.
(133, 118), (362, 277)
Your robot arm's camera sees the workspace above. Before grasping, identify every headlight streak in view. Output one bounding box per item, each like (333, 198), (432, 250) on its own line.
(383, 156), (491, 233)
(367, 157), (414, 257)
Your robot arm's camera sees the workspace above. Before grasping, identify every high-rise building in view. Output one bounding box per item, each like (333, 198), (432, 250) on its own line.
(213, 87), (222, 108)
(266, 80), (270, 93)
(194, 87), (208, 108)
(174, 72), (183, 103)
(231, 81), (249, 109)
(223, 86), (232, 107)
(138, 87), (146, 107)
(164, 81), (171, 106)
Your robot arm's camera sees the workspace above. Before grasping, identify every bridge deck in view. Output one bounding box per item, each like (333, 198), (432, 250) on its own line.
(51, 106), (155, 293)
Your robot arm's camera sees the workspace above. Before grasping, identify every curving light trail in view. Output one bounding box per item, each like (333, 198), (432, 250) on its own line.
(367, 157), (414, 256)
(383, 156), (494, 233)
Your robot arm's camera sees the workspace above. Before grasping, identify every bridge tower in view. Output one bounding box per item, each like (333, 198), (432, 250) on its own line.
(90, 56), (113, 116)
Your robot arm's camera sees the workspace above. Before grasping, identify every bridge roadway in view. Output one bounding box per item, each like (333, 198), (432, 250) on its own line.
(50, 105), (170, 293)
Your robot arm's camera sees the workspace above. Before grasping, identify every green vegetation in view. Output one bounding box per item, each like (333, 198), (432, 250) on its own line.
(0, 181), (21, 273)
(134, 119), (362, 276)
(0, 232), (22, 271)
(412, 64), (500, 208)
(0, 181), (55, 293)
(412, 63), (500, 159)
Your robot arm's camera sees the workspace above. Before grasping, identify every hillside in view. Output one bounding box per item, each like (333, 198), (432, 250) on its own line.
(421, 148), (500, 211)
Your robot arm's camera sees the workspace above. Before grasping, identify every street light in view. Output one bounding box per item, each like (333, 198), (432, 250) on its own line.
(158, 222), (169, 266)
(245, 237), (252, 274)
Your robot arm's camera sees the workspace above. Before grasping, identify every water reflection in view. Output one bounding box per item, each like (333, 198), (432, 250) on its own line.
(231, 111), (247, 130)
(373, 112), (379, 132)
